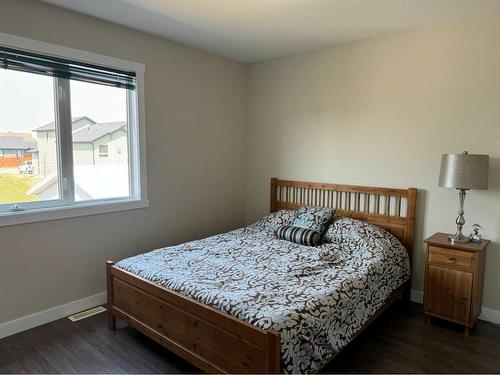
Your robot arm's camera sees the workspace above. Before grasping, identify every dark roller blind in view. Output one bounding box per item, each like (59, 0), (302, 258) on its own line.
(0, 46), (136, 90)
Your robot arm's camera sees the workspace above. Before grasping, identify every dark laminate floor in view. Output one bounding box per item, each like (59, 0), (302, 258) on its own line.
(1, 302), (500, 373)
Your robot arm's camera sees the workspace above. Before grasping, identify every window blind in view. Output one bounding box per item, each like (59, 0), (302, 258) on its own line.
(0, 46), (136, 90)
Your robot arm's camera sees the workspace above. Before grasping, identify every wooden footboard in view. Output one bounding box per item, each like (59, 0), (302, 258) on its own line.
(106, 261), (281, 373)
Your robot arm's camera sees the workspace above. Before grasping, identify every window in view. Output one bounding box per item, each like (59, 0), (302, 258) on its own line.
(98, 145), (109, 158)
(0, 33), (147, 226)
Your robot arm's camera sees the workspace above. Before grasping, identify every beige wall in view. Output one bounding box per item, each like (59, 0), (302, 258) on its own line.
(0, 0), (248, 324)
(245, 15), (500, 310)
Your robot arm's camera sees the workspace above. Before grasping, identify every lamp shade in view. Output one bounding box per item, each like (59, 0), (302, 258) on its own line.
(438, 152), (489, 190)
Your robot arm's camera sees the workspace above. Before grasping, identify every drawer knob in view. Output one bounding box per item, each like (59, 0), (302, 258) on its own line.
(460, 296), (468, 303)
(448, 256), (456, 262)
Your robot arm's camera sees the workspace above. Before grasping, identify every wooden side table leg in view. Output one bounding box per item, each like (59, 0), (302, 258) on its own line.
(464, 326), (470, 336)
(425, 315), (430, 325)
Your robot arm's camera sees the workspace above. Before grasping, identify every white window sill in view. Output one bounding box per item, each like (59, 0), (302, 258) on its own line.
(0, 198), (149, 227)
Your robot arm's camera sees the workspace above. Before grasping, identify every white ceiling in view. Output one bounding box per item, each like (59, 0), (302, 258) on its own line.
(41, 0), (500, 63)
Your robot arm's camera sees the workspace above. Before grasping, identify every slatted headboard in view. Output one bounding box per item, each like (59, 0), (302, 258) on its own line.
(270, 178), (417, 253)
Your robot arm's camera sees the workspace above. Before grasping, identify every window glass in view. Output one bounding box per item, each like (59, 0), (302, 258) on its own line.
(0, 69), (60, 205)
(70, 80), (130, 202)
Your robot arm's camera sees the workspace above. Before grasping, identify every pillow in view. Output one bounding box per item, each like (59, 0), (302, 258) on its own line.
(253, 209), (298, 231)
(275, 225), (321, 247)
(323, 217), (358, 243)
(292, 206), (335, 235)
(323, 217), (397, 246)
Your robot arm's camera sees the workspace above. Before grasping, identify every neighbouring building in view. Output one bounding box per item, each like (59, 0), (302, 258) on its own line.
(72, 121), (128, 166)
(0, 133), (36, 168)
(28, 116), (129, 200)
(32, 116), (128, 177)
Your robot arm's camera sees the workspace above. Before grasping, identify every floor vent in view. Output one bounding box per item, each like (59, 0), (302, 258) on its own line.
(68, 306), (107, 322)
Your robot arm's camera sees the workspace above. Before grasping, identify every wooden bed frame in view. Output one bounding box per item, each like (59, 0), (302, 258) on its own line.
(106, 178), (417, 373)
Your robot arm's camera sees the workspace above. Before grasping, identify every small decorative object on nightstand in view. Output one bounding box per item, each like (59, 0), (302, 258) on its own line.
(470, 224), (482, 243)
(424, 233), (489, 335)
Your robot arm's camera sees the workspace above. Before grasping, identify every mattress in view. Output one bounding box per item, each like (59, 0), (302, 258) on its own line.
(116, 216), (410, 373)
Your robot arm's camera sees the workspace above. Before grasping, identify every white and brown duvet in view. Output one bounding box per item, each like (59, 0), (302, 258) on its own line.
(116, 214), (410, 373)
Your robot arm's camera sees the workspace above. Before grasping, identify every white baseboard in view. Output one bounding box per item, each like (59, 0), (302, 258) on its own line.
(410, 289), (424, 304)
(0, 291), (106, 339)
(479, 307), (500, 325)
(410, 289), (500, 325)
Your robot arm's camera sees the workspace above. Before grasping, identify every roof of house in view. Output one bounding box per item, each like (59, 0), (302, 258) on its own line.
(34, 116), (95, 132)
(0, 136), (37, 150)
(0, 132), (34, 142)
(72, 121), (126, 143)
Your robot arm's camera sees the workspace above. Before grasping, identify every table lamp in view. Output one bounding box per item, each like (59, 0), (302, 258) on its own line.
(438, 151), (489, 243)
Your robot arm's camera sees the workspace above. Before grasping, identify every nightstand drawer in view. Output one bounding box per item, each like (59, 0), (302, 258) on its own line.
(429, 246), (474, 268)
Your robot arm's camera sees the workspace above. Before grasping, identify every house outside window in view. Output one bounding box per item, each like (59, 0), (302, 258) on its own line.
(0, 33), (147, 226)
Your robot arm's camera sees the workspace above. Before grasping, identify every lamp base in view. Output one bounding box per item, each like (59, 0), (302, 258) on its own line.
(448, 188), (470, 244)
(448, 232), (470, 244)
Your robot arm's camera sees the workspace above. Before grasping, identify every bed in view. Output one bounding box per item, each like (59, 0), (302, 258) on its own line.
(106, 178), (417, 373)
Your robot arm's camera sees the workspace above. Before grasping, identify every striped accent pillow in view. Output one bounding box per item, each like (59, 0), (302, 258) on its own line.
(275, 225), (321, 247)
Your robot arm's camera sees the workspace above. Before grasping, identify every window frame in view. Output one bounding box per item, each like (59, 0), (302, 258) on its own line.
(0, 32), (148, 227)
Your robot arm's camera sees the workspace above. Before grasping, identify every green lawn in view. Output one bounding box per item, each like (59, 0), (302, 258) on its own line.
(0, 174), (40, 205)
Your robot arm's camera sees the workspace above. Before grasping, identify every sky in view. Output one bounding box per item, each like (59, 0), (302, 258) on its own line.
(0, 69), (127, 134)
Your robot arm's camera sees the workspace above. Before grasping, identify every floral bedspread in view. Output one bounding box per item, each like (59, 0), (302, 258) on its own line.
(116, 215), (410, 373)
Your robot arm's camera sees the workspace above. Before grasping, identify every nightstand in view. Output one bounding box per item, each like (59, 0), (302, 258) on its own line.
(424, 233), (489, 335)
